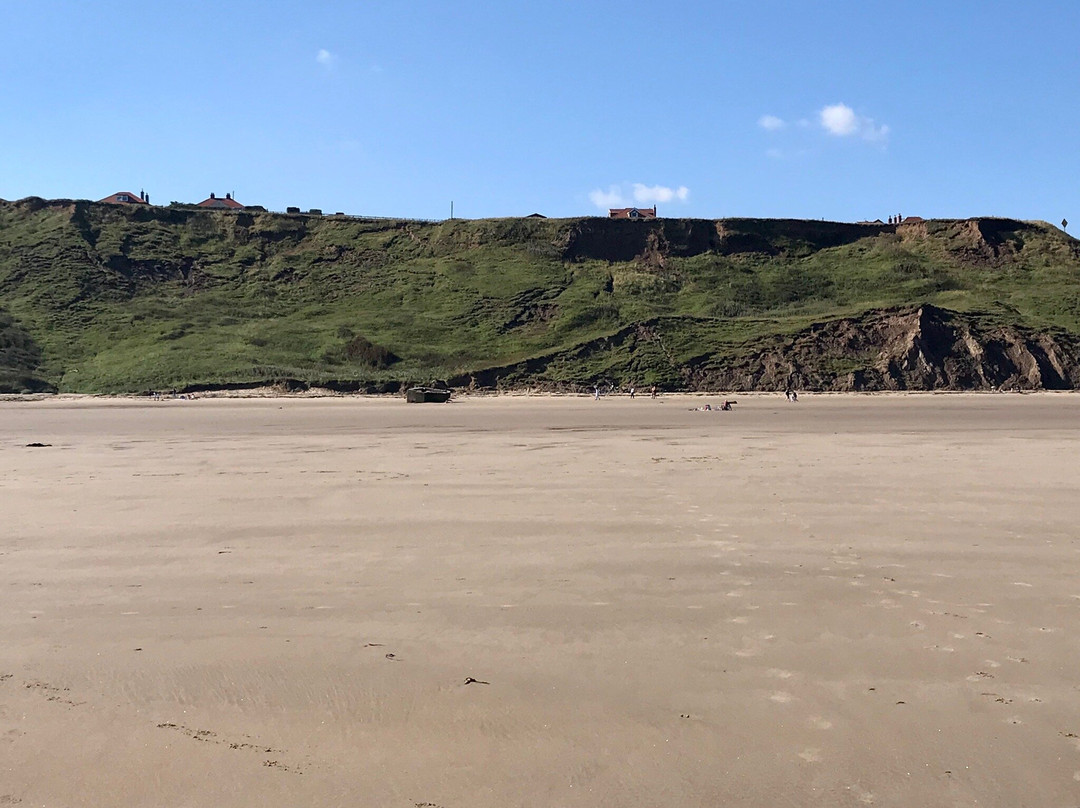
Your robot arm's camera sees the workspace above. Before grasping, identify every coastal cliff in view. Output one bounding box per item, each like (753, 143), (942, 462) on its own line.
(1, 197), (1079, 393)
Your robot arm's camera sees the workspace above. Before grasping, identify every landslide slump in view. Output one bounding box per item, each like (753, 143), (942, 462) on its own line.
(687, 305), (1080, 391)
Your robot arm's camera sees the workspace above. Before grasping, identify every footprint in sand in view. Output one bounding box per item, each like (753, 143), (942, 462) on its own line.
(797, 748), (822, 763)
(808, 716), (833, 730)
(769, 691), (793, 704)
(766, 669), (794, 680)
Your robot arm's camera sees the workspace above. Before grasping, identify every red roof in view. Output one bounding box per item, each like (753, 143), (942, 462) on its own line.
(197, 193), (244, 209)
(608, 206), (657, 219)
(100, 191), (148, 205)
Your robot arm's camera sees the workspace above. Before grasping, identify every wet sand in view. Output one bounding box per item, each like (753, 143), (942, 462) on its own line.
(1, 393), (1079, 807)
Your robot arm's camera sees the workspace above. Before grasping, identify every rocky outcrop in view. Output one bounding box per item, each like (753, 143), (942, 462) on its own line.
(691, 305), (1080, 391)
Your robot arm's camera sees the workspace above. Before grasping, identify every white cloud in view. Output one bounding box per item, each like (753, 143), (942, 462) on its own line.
(589, 186), (628, 209)
(863, 121), (889, 142)
(633, 184), (689, 204)
(758, 115), (786, 131)
(589, 183), (690, 210)
(820, 103), (858, 136)
(765, 147), (811, 161)
(316, 49), (336, 68)
(819, 103), (889, 141)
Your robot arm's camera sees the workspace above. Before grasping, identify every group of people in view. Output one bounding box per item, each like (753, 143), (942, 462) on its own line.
(691, 400), (736, 412)
(593, 384), (658, 400)
(592, 384), (799, 405)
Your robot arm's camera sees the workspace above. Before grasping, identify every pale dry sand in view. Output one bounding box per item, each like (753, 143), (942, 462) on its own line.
(1, 393), (1079, 807)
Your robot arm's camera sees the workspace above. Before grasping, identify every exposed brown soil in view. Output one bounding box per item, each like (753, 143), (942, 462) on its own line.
(691, 304), (1080, 392)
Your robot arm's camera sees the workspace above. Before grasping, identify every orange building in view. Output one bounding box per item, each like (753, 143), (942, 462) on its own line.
(608, 206), (657, 220)
(100, 190), (150, 205)
(197, 192), (243, 209)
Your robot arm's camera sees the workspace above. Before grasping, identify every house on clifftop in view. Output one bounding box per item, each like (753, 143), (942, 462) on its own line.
(609, 206), (657, 220)
(197, 192), (243, 209)
(100, 190), (150, 205)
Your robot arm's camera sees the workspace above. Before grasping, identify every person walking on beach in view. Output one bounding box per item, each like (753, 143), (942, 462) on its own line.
(594, 385), (600, 401)
(629, 386), (635, 399)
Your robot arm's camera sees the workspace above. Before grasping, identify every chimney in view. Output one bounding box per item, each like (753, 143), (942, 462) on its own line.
(226, 192), (231, 200)
(210, 192), (216, 199)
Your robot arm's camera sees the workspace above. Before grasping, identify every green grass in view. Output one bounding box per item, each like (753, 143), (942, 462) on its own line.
(1, 198), (1079, 392)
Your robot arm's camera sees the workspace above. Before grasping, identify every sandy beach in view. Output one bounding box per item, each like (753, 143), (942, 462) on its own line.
(1, 392), (1078, 807)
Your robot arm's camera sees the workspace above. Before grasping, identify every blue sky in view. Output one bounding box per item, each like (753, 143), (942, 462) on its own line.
(1, 1), (1076, 223)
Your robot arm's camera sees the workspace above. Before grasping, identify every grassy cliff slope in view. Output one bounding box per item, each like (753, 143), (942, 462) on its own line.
(1, 197), (1079, 393)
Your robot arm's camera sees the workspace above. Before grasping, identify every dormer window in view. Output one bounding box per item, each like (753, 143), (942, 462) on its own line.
(117, 194), (129, 202)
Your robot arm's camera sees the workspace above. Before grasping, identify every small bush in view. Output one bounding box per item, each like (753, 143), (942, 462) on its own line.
(344, 335), (399, 368)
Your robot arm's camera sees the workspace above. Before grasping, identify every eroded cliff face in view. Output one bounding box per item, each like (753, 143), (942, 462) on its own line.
(559, 217), (883, 263)
(690, 305), (1080, 392)
(455, 305), (1080, 393)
